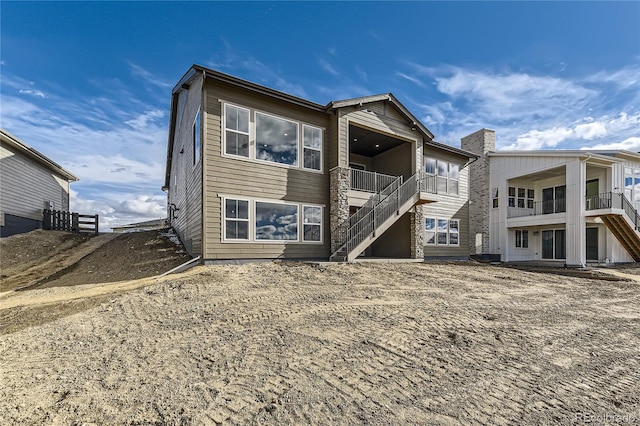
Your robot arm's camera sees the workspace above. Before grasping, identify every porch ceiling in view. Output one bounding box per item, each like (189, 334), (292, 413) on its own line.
(349, 125), (406, 157)
(512, 165), (565, 181)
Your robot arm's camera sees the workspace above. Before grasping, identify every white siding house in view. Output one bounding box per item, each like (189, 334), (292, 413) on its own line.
(0, 129), (78, 237)
(465, 129), (640, 266)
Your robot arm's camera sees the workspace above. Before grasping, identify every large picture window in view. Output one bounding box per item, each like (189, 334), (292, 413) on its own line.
(425, 217), (460, 246)
(224, 198), (249, 240)
(255, 201), (299, 241)
(224, 104), (250, 157)
(256, 112), (298, 166)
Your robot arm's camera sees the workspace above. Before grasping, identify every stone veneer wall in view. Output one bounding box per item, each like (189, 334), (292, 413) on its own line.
(461, 129), (495, 256)
(410, 208), (424, 259)
(329, 167), (350, 253)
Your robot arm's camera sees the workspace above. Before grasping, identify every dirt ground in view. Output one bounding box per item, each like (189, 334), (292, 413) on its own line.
(0, 243), (638, 424)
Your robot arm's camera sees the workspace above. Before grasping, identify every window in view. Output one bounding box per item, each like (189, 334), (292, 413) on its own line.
(515, 229), (529, 248)
(223, 103), (323, 172)
(425, 158), (436, 175)
(509, 186), (534, 209)
(492, 188), (499, 208)
(425, 217), (459, 246)
(302, 205), (322, 242)
(256, 112), (298, 166)
(193, 109), (201, 164)
(255, 201), (299, 241)
(224, 104), (250, 157)
(303, 125), (322, 171)
(224, 198), (249, 240)
(449, 164), (459, 195)
(425, 218), (436, 245)
(449, 220), (459, 246)
(425, 157), (460, 195)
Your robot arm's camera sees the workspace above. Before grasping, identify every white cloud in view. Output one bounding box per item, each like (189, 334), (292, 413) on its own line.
(505, 127), (574, 150)
(18, 88), (46, 98)
(318, 58), (339, 76)
(395, 71), (426, 88)
(582, 137), (640, 152)
(400, 62), (639, 151)
(574, 122), (607, 140)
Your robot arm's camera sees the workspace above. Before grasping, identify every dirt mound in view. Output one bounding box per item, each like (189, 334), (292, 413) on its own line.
(0, 229), (191, 293)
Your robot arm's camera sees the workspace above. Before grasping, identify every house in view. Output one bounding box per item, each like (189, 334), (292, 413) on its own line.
(0, 129), (78, 237)
(112, 218), (168, 233)
(464, 128), (640, 266)
(163, 65), (476, 262)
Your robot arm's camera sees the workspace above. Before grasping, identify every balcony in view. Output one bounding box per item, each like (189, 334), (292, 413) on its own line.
(349, 169), (398, 193)
(507, 198), (566, 218)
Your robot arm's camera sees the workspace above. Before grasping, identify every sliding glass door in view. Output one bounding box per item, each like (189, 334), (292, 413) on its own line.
(541, 229), (566, 260)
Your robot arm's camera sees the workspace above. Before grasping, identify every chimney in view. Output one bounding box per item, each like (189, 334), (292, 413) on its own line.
(461, 129), (495, 258)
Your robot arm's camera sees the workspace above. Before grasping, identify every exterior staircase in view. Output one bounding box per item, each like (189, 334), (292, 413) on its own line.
(330, 172), (427, 262)
(587, 192), (640, 261)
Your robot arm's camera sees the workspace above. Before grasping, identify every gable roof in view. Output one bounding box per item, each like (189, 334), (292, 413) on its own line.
(327, 93), (435, 140)
(0, 129), (78, 182)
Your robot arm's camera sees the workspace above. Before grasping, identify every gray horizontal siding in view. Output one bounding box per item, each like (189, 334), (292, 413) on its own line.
(1, 143), (70, 223)
(202, 82), (331, 260)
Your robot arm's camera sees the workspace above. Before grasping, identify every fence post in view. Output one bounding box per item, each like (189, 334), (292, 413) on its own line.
(94, 214), (99, 235)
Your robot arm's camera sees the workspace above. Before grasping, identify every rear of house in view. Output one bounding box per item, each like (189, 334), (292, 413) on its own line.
(0, 129), (77, 237)
(164, 65), (476, 262)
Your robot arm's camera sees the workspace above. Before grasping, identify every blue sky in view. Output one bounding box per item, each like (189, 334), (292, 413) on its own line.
(1, 1), (639, 230)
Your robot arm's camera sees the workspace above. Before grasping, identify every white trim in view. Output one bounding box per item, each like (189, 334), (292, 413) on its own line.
(301, 204), (323, 243)
(221, 196), (251, 242)
(219, 100), (324, 174)
(424, 216), (460, 247)
(302, 124), (323, 172)
(254, 199), (300, 243)
(222, 103), (251, 159)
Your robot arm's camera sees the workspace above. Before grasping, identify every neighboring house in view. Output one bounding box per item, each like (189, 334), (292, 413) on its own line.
(465, 128), (640, 266)
(112, 218), (168, 233)
(163, 65), (476, 262)
(0, 129), (78, 237)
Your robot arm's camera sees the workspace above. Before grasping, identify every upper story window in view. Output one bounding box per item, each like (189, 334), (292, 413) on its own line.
(256, 112), (298, 166)
(223, 102), (323, 172)
(508, 186), (534, 208)
(425, 157), (459, 195)
(225, 104), (250, 158)
(303, 125), (322, 171)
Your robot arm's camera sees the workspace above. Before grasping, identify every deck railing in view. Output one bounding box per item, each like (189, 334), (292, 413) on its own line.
(349, 169), (398, 193)
(585, 192), (640, 230)
(507, 198), (567, 218)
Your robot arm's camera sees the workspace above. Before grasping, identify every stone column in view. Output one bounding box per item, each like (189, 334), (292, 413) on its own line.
(330, 166), (350, 253)
(410, 207), (424, 259)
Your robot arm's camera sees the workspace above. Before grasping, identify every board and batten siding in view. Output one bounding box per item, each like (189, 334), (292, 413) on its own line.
(422, 149), (471, 258)
(202, 81), (331, 260)
(168, 74), (204, 256)
(0, 142), (69, 227)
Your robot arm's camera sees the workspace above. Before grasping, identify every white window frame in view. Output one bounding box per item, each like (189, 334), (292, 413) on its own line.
(425, 217), (459, 246)
(254, 199), (300, 243)
(222, 197), (251, 242)
(302, 124), (323, 172)
(425, 156), (460, 196)
(223, 104), (251, 159)
(302, 204), (323, 243)
(221, 101), (324, 174)
(254, 111), (299, 168)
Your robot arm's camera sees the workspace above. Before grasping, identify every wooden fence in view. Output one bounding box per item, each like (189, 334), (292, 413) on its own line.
(43, 209), (99, 235)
